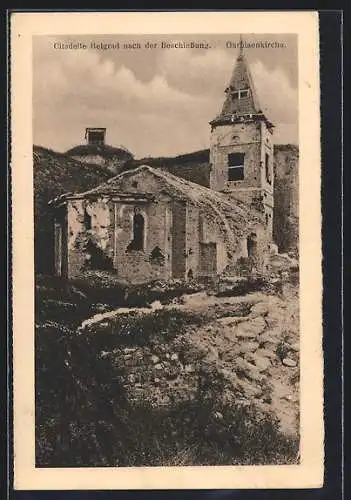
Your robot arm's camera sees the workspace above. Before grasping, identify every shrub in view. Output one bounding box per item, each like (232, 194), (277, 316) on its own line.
(275, 339), (291, 361)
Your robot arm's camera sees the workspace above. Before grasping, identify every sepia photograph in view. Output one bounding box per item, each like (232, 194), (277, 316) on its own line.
(33, 32), (301, 468)
(11, 11), (323, 490)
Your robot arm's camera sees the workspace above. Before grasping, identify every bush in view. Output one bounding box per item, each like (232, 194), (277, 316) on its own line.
(275, 336), (291, 361)
(35, 320), (127, 466)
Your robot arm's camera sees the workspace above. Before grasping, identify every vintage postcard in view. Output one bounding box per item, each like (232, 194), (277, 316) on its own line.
(11, 11), (323, 490)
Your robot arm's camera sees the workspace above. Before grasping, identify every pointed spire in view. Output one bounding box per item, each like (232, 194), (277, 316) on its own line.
(238, 34), (244, 59)
(220, 41), (261, 118)
(210, 36), (274, 129)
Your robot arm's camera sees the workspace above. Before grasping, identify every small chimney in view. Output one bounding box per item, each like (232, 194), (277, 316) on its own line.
(85, 127), (106, 145)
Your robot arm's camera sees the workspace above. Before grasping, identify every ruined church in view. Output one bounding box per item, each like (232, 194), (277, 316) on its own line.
(50, 47), (297, 284)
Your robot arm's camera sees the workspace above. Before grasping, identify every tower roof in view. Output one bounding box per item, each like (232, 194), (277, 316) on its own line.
(223, 50), (261, 114)
(211, 41), (273, 128)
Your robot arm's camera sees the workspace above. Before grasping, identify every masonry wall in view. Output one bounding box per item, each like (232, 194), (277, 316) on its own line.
(185, 203), (200, 279)
(171, 200), (187, 279)
(220, 222), (270, 278)
(66, 197), (115, 279)
(114, 199), (172, 283)
(210, 120), (274, 241)
(210, 122), (262, 192)
(61, 162), (273, 284)
(273, 145), (299, 254)
(66, 196), (173, 283)
(200, 214), (228, 275)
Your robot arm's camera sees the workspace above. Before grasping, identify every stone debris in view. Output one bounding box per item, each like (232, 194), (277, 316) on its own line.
(282, 357), (297, 367)
(213, 411), (224, 421)
(249, 301), (269, 318)
(237, 341), (259, 355)
(235, 316), (266, 339)
(217, 316), (248, 327)
(184, 364), (195, 373)
(123, 347), (137, 354)
(100, 285), (299, 436)
(252, 355), (271, 372)
(288, 342), (300, 352)
(255, 348), (276, 360)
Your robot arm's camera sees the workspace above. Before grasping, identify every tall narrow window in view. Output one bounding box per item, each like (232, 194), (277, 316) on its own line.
(127, 210), (145, 251)
(83, 208), (92, 230)
(228, 152), (245, 181)
(265, 153), (272, 184)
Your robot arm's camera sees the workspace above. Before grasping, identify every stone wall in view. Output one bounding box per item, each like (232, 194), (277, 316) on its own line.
(112, 340), (203, 407)
(210, 122), (262, 192)
(65, 196), (173, 283)
(210, 121), (273, 192)
(114, 199), (172, 283)
(62, 194), (269, 283)
(185, 203), (200, 278)
(66, 198), (115, 279)
(209, 120), (274, 242)
(57, 164), (272, 284)
(273, 145), (299, 254)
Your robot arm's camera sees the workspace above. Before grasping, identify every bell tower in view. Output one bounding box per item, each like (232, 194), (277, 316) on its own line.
(209, 39), (274, 236)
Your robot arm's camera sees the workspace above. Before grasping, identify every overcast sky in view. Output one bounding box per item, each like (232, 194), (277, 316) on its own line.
(33, 34), (298, 158)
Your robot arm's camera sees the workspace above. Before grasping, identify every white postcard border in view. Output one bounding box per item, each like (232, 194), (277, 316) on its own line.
(11, 10), (323, 490)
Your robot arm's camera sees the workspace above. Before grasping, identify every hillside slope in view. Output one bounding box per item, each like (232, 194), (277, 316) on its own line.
(34, 146), (113, 274)
(121, 149), (211, 188)
(36, 276), (299, 466)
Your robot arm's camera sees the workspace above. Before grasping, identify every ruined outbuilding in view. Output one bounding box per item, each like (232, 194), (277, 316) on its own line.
(49, 45), (297, 284)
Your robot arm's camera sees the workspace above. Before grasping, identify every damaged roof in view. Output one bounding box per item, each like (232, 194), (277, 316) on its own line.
(52, 164), (265, 251)
(210, 50), (274, 129)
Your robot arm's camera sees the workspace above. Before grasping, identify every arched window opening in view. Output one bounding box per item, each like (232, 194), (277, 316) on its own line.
(127, 211), (145, 251)
(247, 232), (258, 258)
